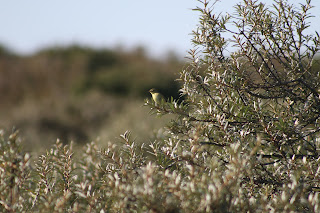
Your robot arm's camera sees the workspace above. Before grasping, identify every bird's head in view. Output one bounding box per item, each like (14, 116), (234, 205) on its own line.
(149, 88), (158, 94)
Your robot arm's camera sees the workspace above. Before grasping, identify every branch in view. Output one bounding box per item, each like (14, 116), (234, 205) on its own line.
(256, 153), (318, 159)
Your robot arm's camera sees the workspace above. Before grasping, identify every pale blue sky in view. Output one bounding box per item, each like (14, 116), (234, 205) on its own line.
(0, 0), (319, 57)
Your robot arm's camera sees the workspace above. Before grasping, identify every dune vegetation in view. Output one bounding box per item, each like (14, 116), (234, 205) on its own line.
(1, 0), (320, 212)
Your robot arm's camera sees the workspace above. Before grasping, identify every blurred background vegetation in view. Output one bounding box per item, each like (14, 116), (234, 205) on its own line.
(0, 43), (185, 152)
(1, 42), (319, 153)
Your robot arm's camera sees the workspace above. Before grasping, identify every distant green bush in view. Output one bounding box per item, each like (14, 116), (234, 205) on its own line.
(0, 43), (15, 57)
(70, 46), (183, 99)
(87, 49), (118, 73)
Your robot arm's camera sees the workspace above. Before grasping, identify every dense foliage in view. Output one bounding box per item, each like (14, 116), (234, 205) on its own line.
(1, 0), (320, 212)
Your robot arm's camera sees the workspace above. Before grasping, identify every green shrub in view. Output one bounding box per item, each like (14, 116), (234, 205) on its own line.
(1, 0), (320, 212)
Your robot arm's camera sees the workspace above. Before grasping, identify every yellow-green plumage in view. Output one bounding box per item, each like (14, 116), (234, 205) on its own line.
(149, 88), (165, 105)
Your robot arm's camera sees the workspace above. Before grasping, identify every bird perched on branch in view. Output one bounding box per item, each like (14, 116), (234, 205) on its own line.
(149, 88), (165, 106)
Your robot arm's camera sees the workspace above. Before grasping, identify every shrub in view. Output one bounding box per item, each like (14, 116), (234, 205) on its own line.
(146, 0), (320, 211)
(0, 0), (320, 212)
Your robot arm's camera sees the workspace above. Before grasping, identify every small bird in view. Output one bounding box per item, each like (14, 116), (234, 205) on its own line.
(149, 88), (165, 105)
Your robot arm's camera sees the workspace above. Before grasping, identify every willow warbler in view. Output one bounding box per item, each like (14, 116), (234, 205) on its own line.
(149, 88), (165, 105)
